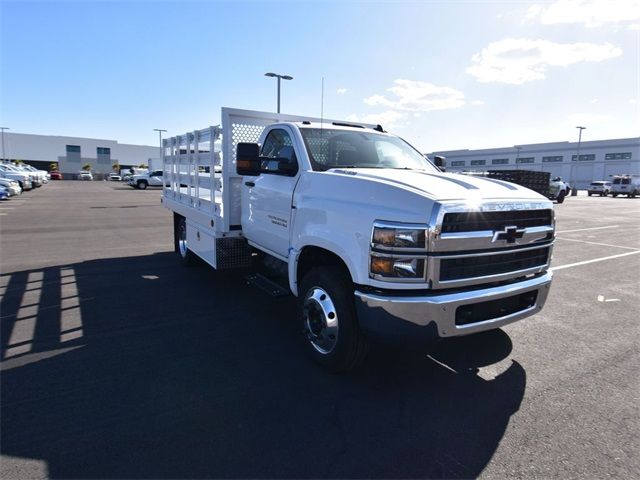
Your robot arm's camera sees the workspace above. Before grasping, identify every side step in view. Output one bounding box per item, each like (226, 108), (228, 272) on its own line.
(245, 273), (291, 297)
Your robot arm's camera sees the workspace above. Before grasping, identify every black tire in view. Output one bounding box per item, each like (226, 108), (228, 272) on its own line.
(588, 192), (592, 196)
(612, 193), (618, 198)
(298, 266), (368, 372)
(556, 190), (566, 204)
(137, 180), (148, 190)
(174, 215), (197, 266)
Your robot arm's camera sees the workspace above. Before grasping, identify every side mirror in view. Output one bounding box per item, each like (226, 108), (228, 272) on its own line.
(277, 159), (298, 176)
(236, 143), (261, 176)
(433, 155), (446, 170)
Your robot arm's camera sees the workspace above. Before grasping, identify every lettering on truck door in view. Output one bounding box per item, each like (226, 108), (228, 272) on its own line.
(241, 127), (299, 258)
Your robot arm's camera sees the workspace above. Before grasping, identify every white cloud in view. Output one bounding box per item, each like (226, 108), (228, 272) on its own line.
(471, 100), (485, 106)
(630, 99), (638, 105)
(526, 0), (640, 27)
(336, 88), (347, 94)
(346, 110), (408, 128)
(467, 38), (622, 84)
(590, 98), (599, 104)
(363, 79), (465, 111)
(629, 23), (640, 30)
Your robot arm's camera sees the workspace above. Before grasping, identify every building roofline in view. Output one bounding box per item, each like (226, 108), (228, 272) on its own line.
(4, 131), (157, 149)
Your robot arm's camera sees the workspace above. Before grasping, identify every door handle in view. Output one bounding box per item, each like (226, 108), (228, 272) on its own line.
(244, 181), (255, 187)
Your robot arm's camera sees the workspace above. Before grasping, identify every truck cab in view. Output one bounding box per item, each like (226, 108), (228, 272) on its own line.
(162, 108), (554, 371)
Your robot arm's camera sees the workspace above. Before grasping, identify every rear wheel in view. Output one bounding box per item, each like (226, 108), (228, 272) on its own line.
(556, 190), (566, 204)
(299, 266), (368, 372)
(175, 216), (197, 266)
(612, 193), (618, 197)
(588, 192), (592, 196)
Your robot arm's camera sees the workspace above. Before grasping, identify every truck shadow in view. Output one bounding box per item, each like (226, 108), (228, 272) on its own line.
(1, 253), (525, 479)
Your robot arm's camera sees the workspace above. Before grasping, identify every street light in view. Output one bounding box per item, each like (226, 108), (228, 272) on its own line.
(572, 126), (586, 196)
(153, 128), (167, 169)
(264, 72), (293, 113)
(0, 127), (9, 162)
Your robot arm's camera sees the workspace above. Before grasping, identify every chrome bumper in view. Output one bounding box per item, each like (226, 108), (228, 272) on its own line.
(354, 271), (552, 340)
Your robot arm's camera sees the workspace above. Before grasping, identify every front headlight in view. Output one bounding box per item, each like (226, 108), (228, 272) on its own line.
(372, 225), (426, 250)
(370, 255), (426, 280)
(370, 222), (429, 282)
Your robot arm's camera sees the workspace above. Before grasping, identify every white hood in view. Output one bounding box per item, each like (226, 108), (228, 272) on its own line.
(328, 169), (548, 201)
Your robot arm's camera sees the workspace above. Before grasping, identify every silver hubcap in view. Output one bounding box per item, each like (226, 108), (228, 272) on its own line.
(178, 222), (188, 258)
(303, 287), (339, 354)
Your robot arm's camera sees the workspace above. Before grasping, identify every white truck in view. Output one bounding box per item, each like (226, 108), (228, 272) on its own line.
(611, 174), (640, 198)
(162, 108), (555, 371)
(128, 169), (165, 189)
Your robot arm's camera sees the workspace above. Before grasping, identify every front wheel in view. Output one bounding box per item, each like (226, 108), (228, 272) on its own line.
(137, 181), (148, 190)
(299, 267), (368, 372)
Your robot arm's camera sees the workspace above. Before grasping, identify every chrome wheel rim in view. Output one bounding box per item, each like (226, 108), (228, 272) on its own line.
(303, 287), (339, 354)
(178, 222), (188, 258)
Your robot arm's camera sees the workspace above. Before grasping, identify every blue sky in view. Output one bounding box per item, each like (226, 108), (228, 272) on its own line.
(1, 0), (638, 151)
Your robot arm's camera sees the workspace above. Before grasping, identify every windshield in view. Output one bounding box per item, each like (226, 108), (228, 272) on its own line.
(299, 128), (435, 172)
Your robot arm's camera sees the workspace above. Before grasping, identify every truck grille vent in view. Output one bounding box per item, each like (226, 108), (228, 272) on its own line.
(455, 291), (538, 326)
(441, 209), (552, 233)
(440, 246), (550, 281)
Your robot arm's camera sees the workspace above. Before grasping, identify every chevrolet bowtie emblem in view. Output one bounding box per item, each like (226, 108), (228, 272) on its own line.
(492, 226), (526, 243)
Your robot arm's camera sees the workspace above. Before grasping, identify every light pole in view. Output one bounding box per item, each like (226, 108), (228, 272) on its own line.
(0, 127), (9, 162)
(154, 128), (167, 170)
(264, 72), (293, 113)
(572, 126), (586, 196)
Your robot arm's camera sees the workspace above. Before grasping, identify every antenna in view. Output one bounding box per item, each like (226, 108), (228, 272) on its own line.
(320, 77), (324, 134)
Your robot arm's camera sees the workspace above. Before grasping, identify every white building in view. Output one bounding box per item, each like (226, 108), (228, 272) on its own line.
(0, 132), (160, 176)
(429, 137), (640, 189)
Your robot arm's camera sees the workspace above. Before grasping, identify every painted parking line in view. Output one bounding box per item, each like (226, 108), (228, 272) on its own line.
(551, 250), (640, 272)
(555, 237), (640, 251)
(555, 225), (618, 234)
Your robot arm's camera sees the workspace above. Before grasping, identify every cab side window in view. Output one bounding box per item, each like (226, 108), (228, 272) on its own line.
(260, 129), (297, 173)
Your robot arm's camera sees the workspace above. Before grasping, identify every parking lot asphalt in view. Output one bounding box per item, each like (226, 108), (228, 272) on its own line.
(1, 181), (639, 479)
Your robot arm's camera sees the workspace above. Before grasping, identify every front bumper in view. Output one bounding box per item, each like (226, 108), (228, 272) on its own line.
(354, 271), (552, 342)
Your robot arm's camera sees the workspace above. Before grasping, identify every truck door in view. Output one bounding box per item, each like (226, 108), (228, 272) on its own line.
(149, 170), (163, 186)
(241, 127), (299, 258)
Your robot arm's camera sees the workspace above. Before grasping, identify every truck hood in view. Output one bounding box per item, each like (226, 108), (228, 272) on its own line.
(327, 168), (548, 201)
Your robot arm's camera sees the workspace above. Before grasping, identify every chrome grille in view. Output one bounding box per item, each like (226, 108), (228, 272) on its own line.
(440, 246), (550, 281)
(441, 209), (553, 233)
(428, 202), (555, 288)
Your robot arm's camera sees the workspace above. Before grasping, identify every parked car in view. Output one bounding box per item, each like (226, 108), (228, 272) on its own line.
(0, 185), (9, 200)
(0, 177), (22, 196)
(107, 173), (121, 181)
(50, 171), (63, 180)
(21, 164), (49, 183)
(128, 169), (166, 189)
(0, 164), (33, 190)
(78, 171), (93, 181)
(587, 181), (611, 196)
(611, 175), (640, 198)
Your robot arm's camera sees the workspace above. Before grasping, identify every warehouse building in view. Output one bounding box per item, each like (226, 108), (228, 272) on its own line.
(430, 137), (640, 189)
(0, 132), (160, 177)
